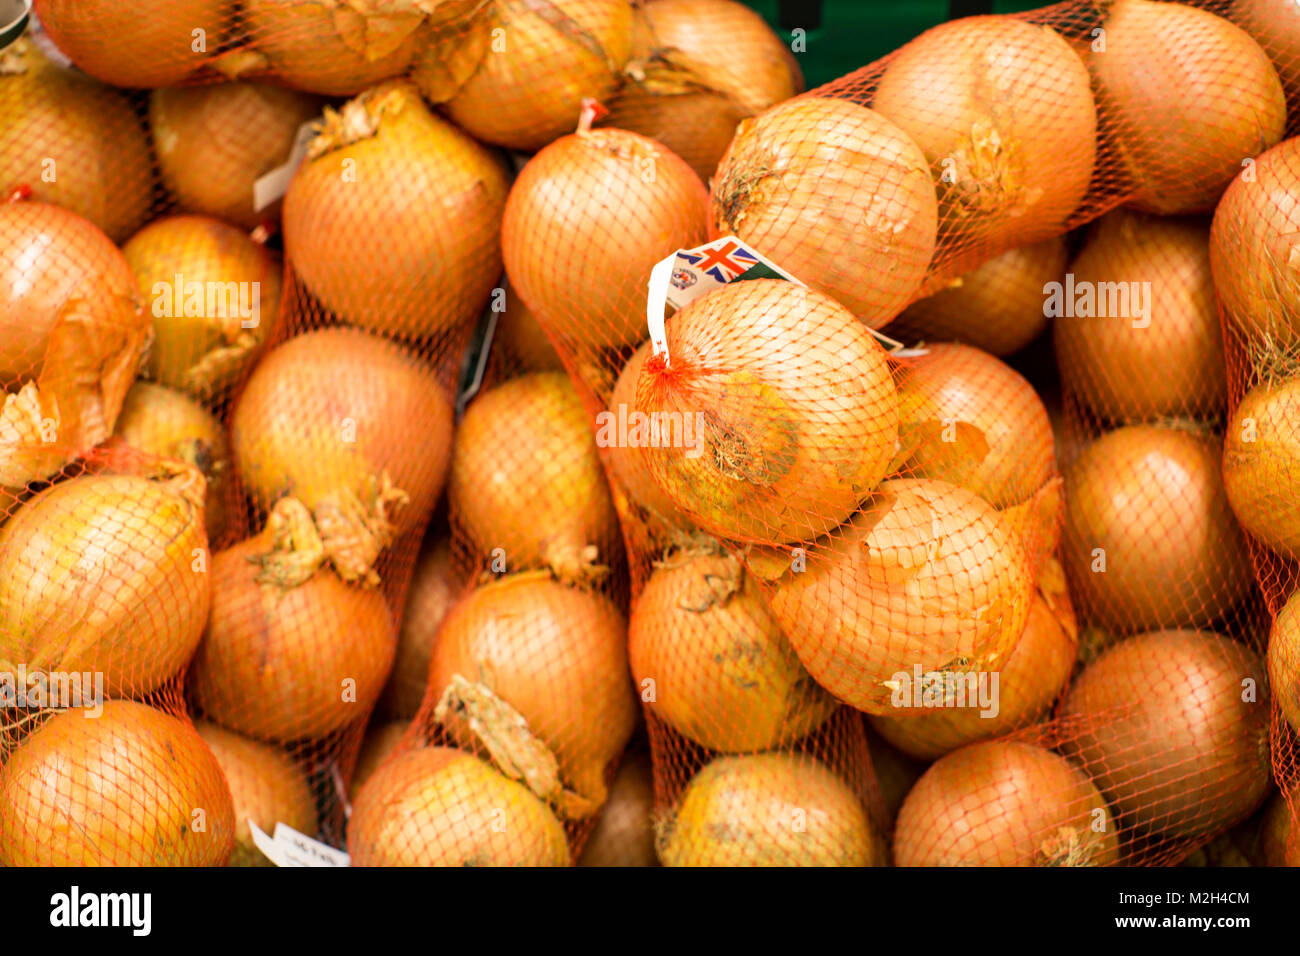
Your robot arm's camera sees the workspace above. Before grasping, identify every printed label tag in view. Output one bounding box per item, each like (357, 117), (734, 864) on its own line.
(253, 120), (318, 213)
(250, 820), (351, 867)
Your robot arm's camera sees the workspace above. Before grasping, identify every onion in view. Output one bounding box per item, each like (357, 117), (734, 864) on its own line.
(349, 746), (570, 866)
(895, 342), (1055, 508)
(33, 0), (230, 87)
(124, 215), (281, 403)
(189, 501), (396, 743)
(1223, 377), (1300, 559)
(0, 39), (151, 243)
(576, 747), (658, 866)
(1058, 629), (1271, 839)
(711, 97), (936, 325)
(0, 470), (210, 697)
(891, 238), (1067, 357)
(1092, 0), (1285, 215)
(350, 719), (411, 799)
(283, 81), (509, 341)
(379, 539), (453, 719)
(450, 372), (621, 583)
(629, 547), (836, 752)
(871, 17), (1095, 256)
(1258, 793), (1300, 867)
(194, 720), (316, 867)
(0, 700), (235, 866)
(495, 281), (563, 374)
(1062, 425), (1252, 633)
(429, 572), (637, 819)
(637, 279), (899, 544)
(864, 727), (927, 827)
(113, 382), (233, 546)
(766, 477), (1034, 717)
(1232, 0), (1300, 122)
(658, 753), (883, 866)
(1055, 211), (1225, 422)
(894, 740), (1119, 866)
(231, 327), (454, 584)
(1268, 590), (1300, 735)
(150, 82), (325, 231)
(502, 123), (708, 357)
(416, 0), (635, 152)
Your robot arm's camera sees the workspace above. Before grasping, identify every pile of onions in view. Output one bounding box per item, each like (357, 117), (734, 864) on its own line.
(658, 753), (883, 866)
(629, 548), (836, 752)
(194, 721), (316, 867)
(495, 281), (563, 374)
(231, 327), (454, 584)
(1232, 0), (1300, 121)
(450, 372), (621, 583)
(379, 539), (454, 719)
(349, 746), (570, 866)
(1268, 591), (1300, 735)
(893, 741), (1119, 866)
(350, 719), (411, 799)
(601, 0), (802, 185)
(189, 501), (396, 743)
(577, 748), (658, 867)
(124, 215), (281, 402)
(1062, 425), (1252, 633)
(0, 471), (210, 697)
(894, 342), (1056, 509)
(113, 382), (233, 546)
(1055, 210), (1225, 423)
(637, 279), (899, 544)
(284, 81), (508, 341)
(150, 82), (324, 230)
(0, 701), (235, 866)
(766, 478), (1034, 716)
(33, 0), (230, 87)
(1223, 377), (1300, 559)
(891, 237), (1067, 357)
(1092, 0), (1285, 215)
(415, 0), (634, 152)
(871, 16), (1095, 256)
(428, 573), (637, 819)
(0, 38), (151, 243)
(1058, 629), (1271, 839)
(711, 97), (936, 326)
(503, 121), (708, 357)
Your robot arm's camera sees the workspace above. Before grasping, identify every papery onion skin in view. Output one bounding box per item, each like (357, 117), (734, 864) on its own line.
(1268, 591), (1300, 736)
(379, 540), (455, 720)
(577, 748), (658, 867)
(1223, 377), (1300, 560)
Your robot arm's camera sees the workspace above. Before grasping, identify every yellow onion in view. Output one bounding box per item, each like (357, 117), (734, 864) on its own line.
(1055, 210), (1225, 422)
(350, 719), (411, 798)
(1258, 793), (1300, 867)
(494, 281), (563, 374)
(629, 547), (836, 752)
(450, 372), (620, 583)
(1223, 377), (1300, 560)
(503, 123), (708, 356)
(0, 470), (210, 697)
(1232, 0), (1300, 121)
(891, 237), (1066, 357)
(379, 540), (454, 719)
(1268, 590), (1300, 735)
(349, 746), (570, 866)
(658, 753), (883, 866)
(284, 81), (509, 340)
(195, 720), (316, 867)
(765, 478), (1034, 717)
(0, 38), (151, 243)
(577, 748), (658, 867)
(895, 342), (1056, 508)
(894, 741), (1119, 866)
(871, 17), (1095, 256)
(417, 0), (634, 152)
(1093, 0), (1285, 215)
(711, 97), (937, 326)
(150, 82), (325, 231)
(637, 279), (899, 544)
(1062, 425), (1252, 633)
(0, 701), (235, 865)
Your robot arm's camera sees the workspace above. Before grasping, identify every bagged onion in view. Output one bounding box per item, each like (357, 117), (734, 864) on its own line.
(1223, 377), (1300, 560)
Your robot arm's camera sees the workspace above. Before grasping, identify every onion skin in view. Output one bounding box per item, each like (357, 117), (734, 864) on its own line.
(379, 541), (453, 719)
(629, 550), (836, 752)
(1058, 630), (1271, 840)
(195, 721), (316, 868)
(0, 39), (151, 243)
(658, 753), (883, 867)
(711, 97), (937, 326)
(503, 125), (708, 355)
(349, 746), (570, 866)
(577, 748), (658, 866)
(350, 719), (411, 799)
(0, 701), (235, 866)
(894, 741), (1119, 867)
(0, 473), (210, 698)
(767, 478), (1034, 716)
(637, 279), (899, 544)
(284, 81), (509, 340)
(1268, 591), (1300, 736)
(1093, 0), (1285, 215)
(1062, 425), (1252, 633)
(1055, 211), (1225, 422)
(150, 82), (325, 231)
(1223, 378), (1300, 560)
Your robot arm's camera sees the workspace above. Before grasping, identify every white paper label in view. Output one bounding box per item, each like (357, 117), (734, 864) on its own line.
(253, 120), (318, 213)
(250, 820), (351, 867)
